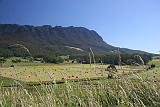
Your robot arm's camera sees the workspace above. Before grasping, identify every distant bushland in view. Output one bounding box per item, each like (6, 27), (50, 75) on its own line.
(70, 53), (152, 65)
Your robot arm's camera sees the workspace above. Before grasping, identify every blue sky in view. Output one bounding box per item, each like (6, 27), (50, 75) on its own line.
(0, 0), (160, 54)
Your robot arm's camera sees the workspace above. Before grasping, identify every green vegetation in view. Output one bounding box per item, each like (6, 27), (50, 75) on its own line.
(148, 61), (160, 66)
(43, 56), (63, 63)
(152, 56), (160, 59)
(0, 75), (102, 87)
(1, 57), (41, 65)
(0, 24), (150, 58)
(0, 63), (143, 82)
(71, 53), (152, 65)
(0, 76), (23, 87)
(106, 64), (117, 79)
(0, 56), (160, 106)
(129, 67), (160, 81)
(0, 24), (158, 106)
(0, 57), (6, 62)
(1, 77), (160, 107)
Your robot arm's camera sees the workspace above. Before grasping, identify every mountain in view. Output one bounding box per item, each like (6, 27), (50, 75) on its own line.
(0, 24), (148, 57)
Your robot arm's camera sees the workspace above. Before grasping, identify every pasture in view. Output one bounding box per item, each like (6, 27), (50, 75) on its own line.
(1, 70), (160, 107)
(148, 60), (160, 66)
(1, 60), (160, 106)
(0, 64), (141, 82)
(132, 67), (160, 81)
(2, 57), (41, 64)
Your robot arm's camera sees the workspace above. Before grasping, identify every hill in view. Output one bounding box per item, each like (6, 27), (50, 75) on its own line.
(0, 24), (148, 57)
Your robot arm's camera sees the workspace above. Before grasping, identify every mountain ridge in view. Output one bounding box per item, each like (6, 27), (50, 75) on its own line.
(0, 24), (149, 57)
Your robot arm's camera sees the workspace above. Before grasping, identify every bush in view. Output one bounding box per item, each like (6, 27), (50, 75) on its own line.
(12, 59), (21, 63)
(106, 64), (117, 79)
(0, 57), (6, 63)
(43, 56), (64, 63)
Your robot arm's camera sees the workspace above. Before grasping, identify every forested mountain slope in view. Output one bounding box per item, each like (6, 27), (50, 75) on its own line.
(0, 24), (148, 57)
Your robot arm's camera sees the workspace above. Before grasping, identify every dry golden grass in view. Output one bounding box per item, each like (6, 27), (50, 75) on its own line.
(0, 64), (141, 82)
(152, 59), (160, 61)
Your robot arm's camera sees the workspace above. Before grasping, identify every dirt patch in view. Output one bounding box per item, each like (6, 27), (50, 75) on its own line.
(152, 59), (160, 61)
(65, 46), (84, 51)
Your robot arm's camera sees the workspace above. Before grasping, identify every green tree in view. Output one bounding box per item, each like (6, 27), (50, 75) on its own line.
(0, 57), (6, 67)
(106, 64), (117, 79)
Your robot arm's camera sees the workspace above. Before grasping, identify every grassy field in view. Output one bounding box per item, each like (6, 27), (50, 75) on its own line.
(1, 59), (160, 106)
(148, 60), (160, 66)
(130, 67), (160, 81)
(127, 58), (160, 81)
(1, 76), (160, 107)
(152, 56), (160, 59)
(0, 63), (142, 82)
(1, 57), (159, 83)
(5, 56), (40, 62)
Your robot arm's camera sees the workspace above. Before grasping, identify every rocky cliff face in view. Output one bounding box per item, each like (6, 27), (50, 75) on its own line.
(0, 24), (147, 56)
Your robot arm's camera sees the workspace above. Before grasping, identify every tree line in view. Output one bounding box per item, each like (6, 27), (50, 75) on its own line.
(70, 53), (152, 65)
(0, 52), (152, 65)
